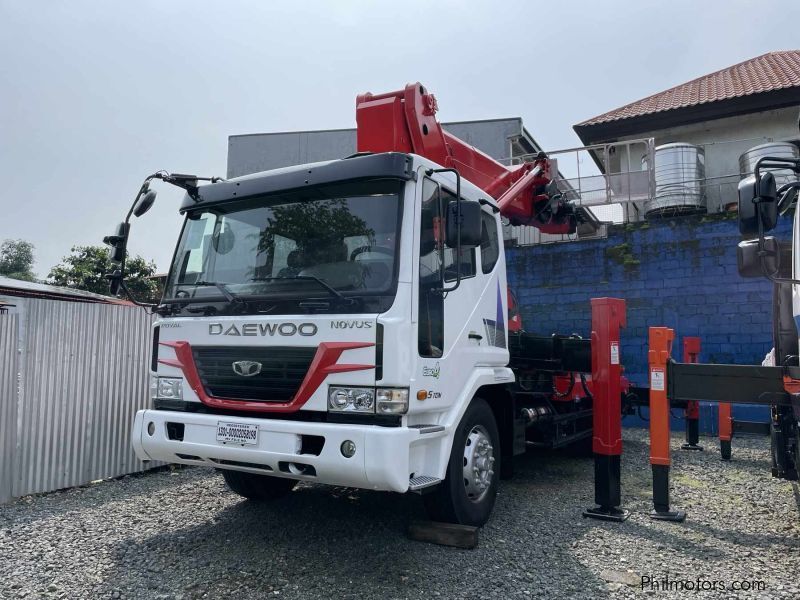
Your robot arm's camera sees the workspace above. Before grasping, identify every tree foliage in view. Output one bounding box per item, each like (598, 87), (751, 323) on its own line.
(260, 199), (374, 262)
(48, 245), (162, 303)
(0, 239), (36, 281)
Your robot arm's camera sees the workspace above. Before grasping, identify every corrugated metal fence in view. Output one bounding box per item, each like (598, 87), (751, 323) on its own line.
(0, 299), (155, 503)
(0, 314), (18, 504)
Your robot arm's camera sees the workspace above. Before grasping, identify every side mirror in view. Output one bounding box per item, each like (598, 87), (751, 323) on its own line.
(445, 199), (482, 248)
(737, 236), (779, 278)
(738, 172), (777, 236)
(133, 190), (157, 218)
(103, 222), (129, 264)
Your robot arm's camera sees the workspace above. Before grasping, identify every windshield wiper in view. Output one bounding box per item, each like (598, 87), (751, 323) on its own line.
(250, 275), (354, 304)
(156, 281), (244, 315)
(186, 281), (241, 303)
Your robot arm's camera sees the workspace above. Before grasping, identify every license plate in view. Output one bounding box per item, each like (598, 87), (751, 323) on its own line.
(216, 422), (259, 446)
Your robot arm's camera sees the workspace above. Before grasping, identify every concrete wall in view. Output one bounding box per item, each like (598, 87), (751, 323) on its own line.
(506, 213), (795, 429)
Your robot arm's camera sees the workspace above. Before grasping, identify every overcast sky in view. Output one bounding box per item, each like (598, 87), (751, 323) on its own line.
(1, 0), (798, 278)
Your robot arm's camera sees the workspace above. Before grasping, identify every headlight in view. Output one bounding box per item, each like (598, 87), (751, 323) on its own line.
(152, 376), (183, 400)
(376, 388), (409, 415)
(328, 387), (375, 413)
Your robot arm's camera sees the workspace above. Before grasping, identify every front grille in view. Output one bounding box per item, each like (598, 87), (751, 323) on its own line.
(192, 346), (316, 402)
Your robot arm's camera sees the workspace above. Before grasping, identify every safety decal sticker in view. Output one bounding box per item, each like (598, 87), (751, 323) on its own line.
(482, 282), (507, 348)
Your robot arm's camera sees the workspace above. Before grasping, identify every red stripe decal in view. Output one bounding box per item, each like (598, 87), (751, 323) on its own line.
(157, 358), (183, 369)
(157, 340), (374, 413)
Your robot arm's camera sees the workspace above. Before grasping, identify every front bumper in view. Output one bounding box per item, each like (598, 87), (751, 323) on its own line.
(133, 409), (441, 493)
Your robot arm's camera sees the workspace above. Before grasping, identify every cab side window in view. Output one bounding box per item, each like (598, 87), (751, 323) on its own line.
(418, 178), (444, 358)
(480, 211), (500, 273)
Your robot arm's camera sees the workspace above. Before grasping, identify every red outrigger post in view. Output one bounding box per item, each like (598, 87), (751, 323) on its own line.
(719, 402), (733, 460)
(583, 298), (629, 521)
(648, 327), (686, 522)
(681, 337), (704, 451)
(355, 82), (577, 234)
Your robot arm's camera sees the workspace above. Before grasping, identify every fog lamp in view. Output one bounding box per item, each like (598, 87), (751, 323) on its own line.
(341, 440), (357, 458)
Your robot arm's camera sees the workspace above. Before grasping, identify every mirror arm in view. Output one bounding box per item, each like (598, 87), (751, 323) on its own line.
(117, 180), (148, 289)
(110, 173), (163, 307)
(756, 216), (800, 286)
(117, 279), (157, 310)
(755, 156), (800, 180)
(479, 198), (500, 213)
(110, 170), (223, 305)
(426, 168), (463, 294)
(777, 182), (800, 215)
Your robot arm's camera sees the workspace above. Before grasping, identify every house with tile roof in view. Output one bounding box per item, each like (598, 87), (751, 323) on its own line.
(574, 51), (800, 219)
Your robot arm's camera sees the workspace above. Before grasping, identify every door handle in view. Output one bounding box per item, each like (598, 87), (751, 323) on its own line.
(468, 331), (483, 341)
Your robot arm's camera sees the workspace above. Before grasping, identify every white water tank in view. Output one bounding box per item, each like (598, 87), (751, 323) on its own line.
(643, 143), (706, 218)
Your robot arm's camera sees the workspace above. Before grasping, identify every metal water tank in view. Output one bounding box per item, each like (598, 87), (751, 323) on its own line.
(739, 142), (800, 187)
(643, 143), (706, 218)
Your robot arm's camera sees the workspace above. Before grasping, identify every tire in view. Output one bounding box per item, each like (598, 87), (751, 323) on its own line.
(221, 470), (298, 501)
(770, 419), (799, 480)
(424, 398), (500, 526)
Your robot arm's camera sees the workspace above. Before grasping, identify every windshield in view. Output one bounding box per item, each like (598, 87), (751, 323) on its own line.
(163, 179), (403, 315)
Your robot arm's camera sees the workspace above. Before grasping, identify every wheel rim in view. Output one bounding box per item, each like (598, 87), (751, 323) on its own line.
(462, 424), (495, 503)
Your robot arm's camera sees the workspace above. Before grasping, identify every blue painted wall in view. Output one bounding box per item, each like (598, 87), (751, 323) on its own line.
(505, 213), (793, 431)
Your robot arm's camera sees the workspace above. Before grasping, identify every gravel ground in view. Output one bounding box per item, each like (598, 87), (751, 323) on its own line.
(2, 428), (799, 600)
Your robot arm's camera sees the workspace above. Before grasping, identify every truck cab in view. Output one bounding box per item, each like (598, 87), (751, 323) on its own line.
(131, 151), (512, 525)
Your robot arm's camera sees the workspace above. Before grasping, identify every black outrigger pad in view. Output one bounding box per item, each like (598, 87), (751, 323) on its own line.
(650, 510), (686, 522)
(582, 506), (630, 522)
(681, 443), (704, 451)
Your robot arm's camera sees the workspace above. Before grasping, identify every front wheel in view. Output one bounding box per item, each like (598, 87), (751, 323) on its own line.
(424, 398), (500, 526)
(222, 470), (298, 500)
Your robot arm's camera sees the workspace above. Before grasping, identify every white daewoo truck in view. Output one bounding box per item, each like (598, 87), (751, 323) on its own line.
(107, 83), (606, 526)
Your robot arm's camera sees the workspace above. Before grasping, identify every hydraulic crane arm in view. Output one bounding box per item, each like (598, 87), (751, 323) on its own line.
(356, 82), (578, 234)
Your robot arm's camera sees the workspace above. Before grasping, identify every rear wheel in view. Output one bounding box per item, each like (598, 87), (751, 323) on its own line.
(221, 470), (298, 500)
(424, 398), (500, 526)
(770, 412), (799, 480)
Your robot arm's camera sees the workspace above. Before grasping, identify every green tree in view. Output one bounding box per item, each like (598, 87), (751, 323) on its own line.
(48, 245), (163, 303)
(0, 239), (36, 281)
(259, 199), (374, 262)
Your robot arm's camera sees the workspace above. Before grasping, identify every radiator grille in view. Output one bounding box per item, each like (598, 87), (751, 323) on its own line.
(192, 346), (316, 402)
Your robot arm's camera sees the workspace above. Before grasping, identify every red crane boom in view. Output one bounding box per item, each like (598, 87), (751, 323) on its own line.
(355, 82), (577, 234)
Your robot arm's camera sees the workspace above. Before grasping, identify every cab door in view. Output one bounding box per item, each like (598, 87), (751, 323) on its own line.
(413, 169), (507, 415)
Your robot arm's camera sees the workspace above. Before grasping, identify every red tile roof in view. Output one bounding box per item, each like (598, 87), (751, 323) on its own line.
(577, 50), (800, 126)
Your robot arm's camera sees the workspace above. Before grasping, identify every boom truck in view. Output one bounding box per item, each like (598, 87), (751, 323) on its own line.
(106, 83), (612, 526)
